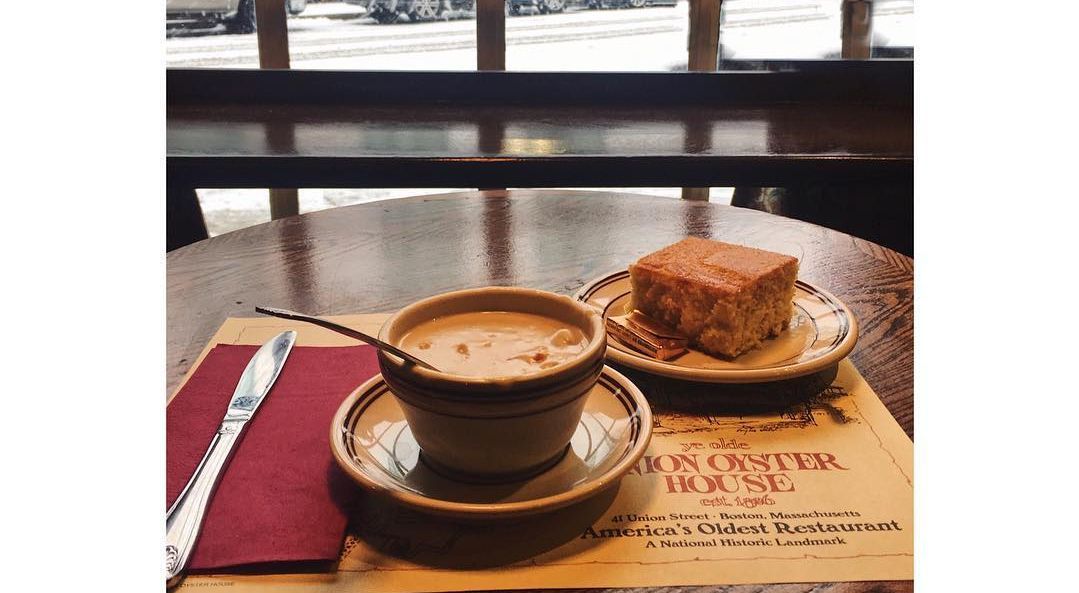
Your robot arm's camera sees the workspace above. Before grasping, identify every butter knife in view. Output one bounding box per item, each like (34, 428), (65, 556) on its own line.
(165, 331), (298, 588)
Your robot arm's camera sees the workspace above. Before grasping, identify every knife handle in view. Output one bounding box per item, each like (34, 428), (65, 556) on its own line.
(165, 421), (245, 588)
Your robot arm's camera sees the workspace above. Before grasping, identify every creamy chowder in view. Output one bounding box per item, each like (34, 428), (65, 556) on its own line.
(399, 311), (587, 377)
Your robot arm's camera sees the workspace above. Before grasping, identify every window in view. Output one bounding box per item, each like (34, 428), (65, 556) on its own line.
(168, 1), (912, 237)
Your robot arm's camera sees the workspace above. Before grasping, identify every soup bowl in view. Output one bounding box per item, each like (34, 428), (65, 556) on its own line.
(377, 286), (607, 482)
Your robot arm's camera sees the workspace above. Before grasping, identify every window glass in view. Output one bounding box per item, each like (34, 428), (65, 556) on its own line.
(506, 1), (690, 71)
(173, 2), (908, 235)
(166, 1), (481, 70)
(168, 3), (914, 72)
(718, 0), (841, 62)
(871, 0), (914, 58)
(288, 2), (481, 70)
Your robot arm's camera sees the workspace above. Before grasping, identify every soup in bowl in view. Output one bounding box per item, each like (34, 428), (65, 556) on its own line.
(378, 287), (606, 482)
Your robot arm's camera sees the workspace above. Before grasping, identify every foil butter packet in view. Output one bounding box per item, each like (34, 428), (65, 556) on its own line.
(606, 311), (689, 361)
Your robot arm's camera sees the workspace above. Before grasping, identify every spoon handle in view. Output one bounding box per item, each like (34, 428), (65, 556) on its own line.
(254, 306), (440, 371)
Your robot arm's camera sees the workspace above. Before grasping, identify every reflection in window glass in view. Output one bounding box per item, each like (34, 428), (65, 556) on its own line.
(515, 187), (732, 201)
(197, 187), (731, 237)
(197, 188), (467, 236)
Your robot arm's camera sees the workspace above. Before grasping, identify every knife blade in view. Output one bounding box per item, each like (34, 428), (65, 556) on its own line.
(165, 330), (298, 588)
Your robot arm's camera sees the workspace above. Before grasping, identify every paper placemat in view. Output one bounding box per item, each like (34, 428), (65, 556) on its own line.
(174, 315), (913, 591)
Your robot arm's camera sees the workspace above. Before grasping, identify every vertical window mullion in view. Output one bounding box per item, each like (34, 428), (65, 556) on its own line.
(841, 0), (874, 60)
(687, 0), (722, 72)
(254, 0), (298, 219)
(477, 0), (507, 71)
(476, 1), (506, 192)
(683, 0), (723, 201)
(255, 0), (291, 68)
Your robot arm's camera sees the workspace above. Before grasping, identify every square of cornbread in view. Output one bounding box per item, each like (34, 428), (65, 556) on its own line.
(629, 238), (799, 358)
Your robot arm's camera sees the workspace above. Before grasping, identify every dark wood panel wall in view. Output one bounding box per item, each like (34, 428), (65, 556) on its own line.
(168, 61), (913, 106)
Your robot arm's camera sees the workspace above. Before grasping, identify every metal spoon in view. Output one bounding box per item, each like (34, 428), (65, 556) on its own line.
(255, 306), (441, 372)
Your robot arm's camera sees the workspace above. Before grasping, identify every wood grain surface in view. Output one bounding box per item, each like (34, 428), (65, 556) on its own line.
(166, 102), (912, 189)
(166, 66), (912, 191)
(166, 190), (913, 593)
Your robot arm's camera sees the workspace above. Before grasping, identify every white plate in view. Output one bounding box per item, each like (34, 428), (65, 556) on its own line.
(574, 270), (858, 383)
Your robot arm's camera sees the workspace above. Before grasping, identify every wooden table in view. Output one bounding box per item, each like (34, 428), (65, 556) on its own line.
(166, 189), (913, 592)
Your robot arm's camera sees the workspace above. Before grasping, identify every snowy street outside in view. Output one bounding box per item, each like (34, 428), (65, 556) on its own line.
(167, 0), (914, 236)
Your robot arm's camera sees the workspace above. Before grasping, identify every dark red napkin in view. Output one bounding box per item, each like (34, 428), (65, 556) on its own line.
(166, 343), (379, 571)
